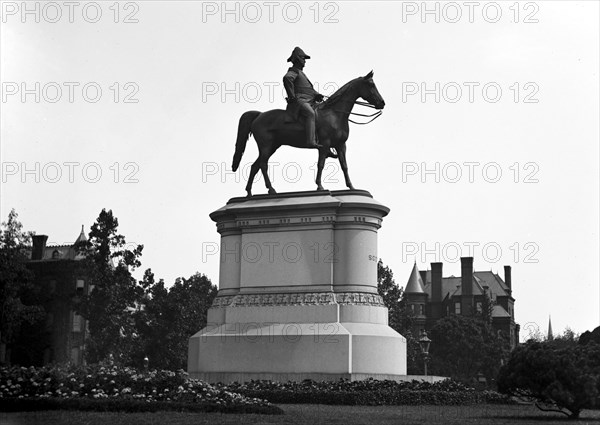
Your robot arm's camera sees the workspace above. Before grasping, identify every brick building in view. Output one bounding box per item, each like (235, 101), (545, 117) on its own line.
(404, 257), (519, 349)
(20, 227), (90, 365)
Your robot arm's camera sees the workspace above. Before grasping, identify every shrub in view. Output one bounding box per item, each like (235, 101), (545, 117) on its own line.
(497, 340), (600, 419)
(0, 364), (281, 414)
(219, 378), (513, 406)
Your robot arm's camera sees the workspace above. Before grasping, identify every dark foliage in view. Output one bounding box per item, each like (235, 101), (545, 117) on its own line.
(497, 340), (600, 419)
(428, 314), (508, 384)
(377, 259), (419, 373)
(134, 270), (217, 370)
(75, 209), (144, 364)
(0, 210), (46, 364)
(579, 326), (600, 347)
(222, 378), (514, 406)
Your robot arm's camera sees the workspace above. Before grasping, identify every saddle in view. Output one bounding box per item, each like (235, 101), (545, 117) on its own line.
(284, 99), (319, 124)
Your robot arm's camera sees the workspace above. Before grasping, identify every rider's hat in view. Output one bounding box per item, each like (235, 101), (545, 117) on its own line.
(287, 47), (311, 63)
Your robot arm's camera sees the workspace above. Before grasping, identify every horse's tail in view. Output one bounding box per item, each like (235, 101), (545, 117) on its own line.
(232, 110), (261, 172)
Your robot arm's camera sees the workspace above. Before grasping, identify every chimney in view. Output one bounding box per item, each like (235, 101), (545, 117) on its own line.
(431, 262), (443, 303)
(31, 235), (48, 260)
(504, 265), (512, 292)
(461, 257), (473, 296)
(461, 257), (474, 315)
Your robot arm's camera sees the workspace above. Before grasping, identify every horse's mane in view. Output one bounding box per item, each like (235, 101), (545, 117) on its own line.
(322, 77), (363, 107)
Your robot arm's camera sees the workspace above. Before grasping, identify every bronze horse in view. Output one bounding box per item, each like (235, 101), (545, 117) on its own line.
(232, 71), (385, 196)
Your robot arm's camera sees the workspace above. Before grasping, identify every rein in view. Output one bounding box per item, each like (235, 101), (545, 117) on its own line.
(323, 97), (383, 125)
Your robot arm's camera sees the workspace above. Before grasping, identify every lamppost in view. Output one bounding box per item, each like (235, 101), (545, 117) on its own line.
(143, 356), (149, 372)
(419, 329), (431, 376)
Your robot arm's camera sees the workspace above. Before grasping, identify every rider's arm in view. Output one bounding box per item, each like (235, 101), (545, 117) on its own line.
(283, 69), (298, 102)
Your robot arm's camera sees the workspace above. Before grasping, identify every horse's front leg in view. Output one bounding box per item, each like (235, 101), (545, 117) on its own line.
(338, 144), (355, 190)
(315, 148), (327, 191)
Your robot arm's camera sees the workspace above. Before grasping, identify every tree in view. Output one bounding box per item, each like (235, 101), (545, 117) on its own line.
(579, 326), (600, 346)
(0, 209), (45, 364)
(377, 259), (419, 373)
(75, 209), (144, 364)
(497, 340), (600, 419)
(135, 271), (217, 370)
(377, 260), (404, 331)
(428, 314), (508, 384)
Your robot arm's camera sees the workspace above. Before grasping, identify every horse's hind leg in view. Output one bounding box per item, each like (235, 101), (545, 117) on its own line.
(245, 159), (260, 197)
(259, 147), (278, 195)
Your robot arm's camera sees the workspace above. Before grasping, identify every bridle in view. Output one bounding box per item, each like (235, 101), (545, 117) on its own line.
(347, 100), (383, 125)
(323, 97), (383, 125)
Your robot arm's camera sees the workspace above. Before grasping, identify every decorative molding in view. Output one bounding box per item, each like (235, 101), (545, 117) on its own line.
(211, 296), (235, 308)
(334, 292), (385, 306)
(210, 292), (384, 308)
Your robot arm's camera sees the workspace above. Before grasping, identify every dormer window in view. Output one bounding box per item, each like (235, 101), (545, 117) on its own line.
(52, 250), (60, 259)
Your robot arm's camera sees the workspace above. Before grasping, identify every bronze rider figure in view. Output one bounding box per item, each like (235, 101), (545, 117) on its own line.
(283, 47), (324, 148)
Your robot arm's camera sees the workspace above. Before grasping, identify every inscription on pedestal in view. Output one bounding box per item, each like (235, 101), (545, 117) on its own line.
(210, 292), (385, 308)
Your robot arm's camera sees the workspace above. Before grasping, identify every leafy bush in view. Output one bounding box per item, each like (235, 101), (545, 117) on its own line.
(219, 378), (513, 406)
(0, 364), (281, 414)
(497, 340), (600, 418)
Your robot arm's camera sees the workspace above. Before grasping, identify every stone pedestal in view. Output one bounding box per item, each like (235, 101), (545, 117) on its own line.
(188, 190), (406, 382)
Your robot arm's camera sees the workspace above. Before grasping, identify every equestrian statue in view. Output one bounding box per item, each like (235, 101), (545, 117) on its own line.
(232, 47), (385, 197)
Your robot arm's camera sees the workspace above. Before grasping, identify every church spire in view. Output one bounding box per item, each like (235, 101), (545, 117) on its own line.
(405, 262), (425, 294)
(547, 315), (554, 341)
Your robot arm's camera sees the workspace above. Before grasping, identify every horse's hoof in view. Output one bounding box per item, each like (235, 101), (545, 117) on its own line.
(316, 186), (326, 191)
(348, 185), (356, 191)
(246, 191), (252, 197)
(268, 188), (277, 195)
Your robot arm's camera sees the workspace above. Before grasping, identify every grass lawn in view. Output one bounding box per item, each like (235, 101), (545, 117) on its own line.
(2, 404), (600, 425)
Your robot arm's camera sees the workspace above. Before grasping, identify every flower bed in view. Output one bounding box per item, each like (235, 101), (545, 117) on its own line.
(0, 365), (282, 414)
(220, 378), (513, 406)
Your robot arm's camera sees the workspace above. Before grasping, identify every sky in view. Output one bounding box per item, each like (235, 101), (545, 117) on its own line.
(1, 1), (598, 340)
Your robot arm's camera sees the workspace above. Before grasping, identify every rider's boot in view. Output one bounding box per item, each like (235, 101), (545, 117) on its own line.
(306, 117), (323, 148)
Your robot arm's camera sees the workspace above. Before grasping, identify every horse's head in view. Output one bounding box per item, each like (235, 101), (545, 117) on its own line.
(358, 70), (385, 109)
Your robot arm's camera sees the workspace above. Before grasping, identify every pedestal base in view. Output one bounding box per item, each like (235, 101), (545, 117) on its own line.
(188, 306), (407, 381)
(188, 190), (407, 382)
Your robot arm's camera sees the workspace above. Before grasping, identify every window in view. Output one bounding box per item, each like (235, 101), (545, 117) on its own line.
(76, 279), (85, 295)
(455, 302), (461, 314)
(476, 302), (482, 313)
(420, 304), (425, 315)
(52, 250), (60, 259)
(73, 313), (83, 332)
